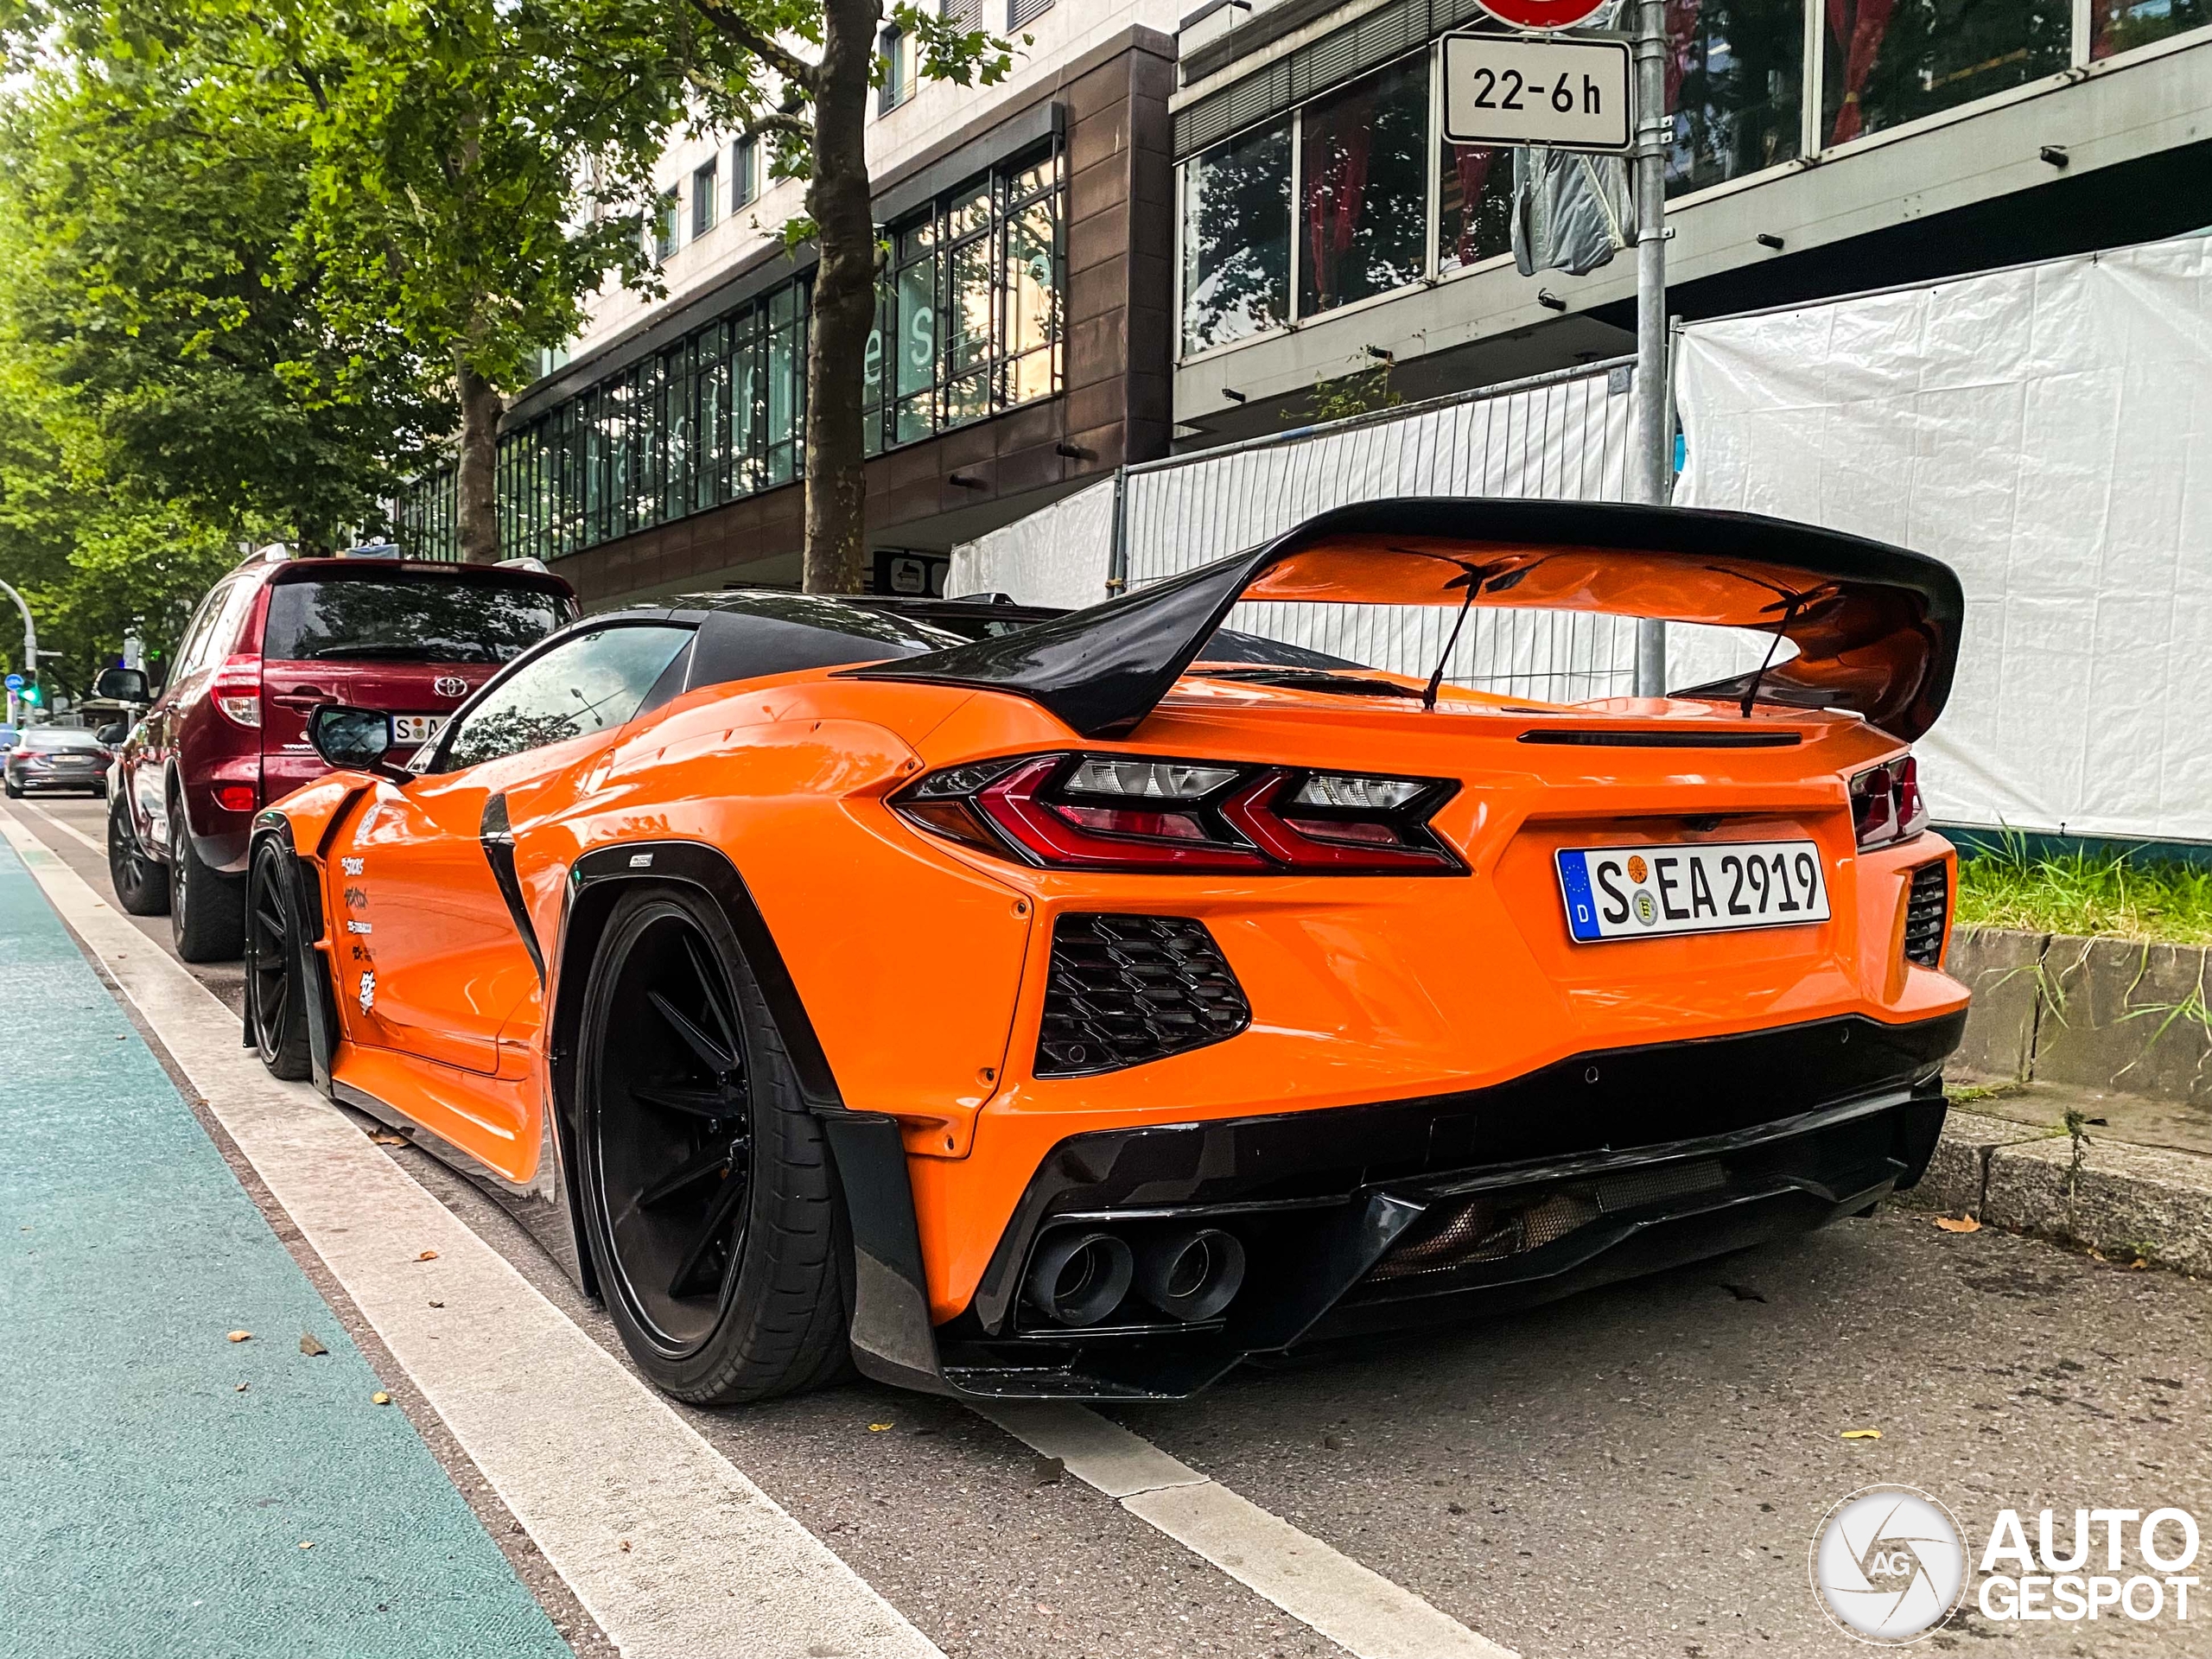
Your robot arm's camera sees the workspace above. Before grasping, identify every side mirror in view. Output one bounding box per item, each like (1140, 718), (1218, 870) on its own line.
(95, 722), (126, 747)
(94, 666), (151, 703)
(308, 705), (399, 774)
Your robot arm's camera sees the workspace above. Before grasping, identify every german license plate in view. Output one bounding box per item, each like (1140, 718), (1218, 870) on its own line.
(391, 714), (448, 747)
(1556, 839), (1830, 943)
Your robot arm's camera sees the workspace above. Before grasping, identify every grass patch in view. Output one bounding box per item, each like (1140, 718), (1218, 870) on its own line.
(1955, 835), (2212, 944)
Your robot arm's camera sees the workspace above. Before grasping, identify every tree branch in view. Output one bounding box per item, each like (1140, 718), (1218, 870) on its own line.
(683, 2), (820, 98)
(737, 110), (813, 145)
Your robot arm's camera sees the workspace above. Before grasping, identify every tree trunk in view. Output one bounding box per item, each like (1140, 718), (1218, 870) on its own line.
(801, 0), (880, 594)
(455, 359), (504, 564)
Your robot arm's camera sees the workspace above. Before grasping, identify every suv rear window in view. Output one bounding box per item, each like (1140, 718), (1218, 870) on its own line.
(264, 575), (570, 664)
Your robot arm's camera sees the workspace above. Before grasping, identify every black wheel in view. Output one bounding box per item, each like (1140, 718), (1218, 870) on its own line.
(92, 783), (107, 800)
(168, 801), (245, 962)
(3, 779), (19, 799)
(108, 791), (169, 916)
(246, 841), (312, 1080)
(575, 887), (853, 1404)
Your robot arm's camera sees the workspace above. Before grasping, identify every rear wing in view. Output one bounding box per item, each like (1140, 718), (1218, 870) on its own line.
(849, 499), (1965, 741)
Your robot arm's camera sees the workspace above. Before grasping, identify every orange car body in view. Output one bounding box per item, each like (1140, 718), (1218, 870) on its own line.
(252, 500), (1970, 1401)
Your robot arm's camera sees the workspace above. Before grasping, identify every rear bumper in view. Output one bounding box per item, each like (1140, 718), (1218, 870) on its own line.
(829, 1008), (1964, 1402)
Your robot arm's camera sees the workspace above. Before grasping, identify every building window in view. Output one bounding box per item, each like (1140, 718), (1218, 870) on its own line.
(2090, 0), (2209, 56)
(880, 27), (915, 116)
(1180, 119), (1290, 356)
(652, 190), (678, 262)
(1669, 0), (1804, 194)
(942, 0), (980, 24)
(1823, 0), (2069, 144)
(733, 136), (760, 209)
(692, 158), (719, 238)
(1298, 60), (1427, 318)
(865, 141), (1064, 453)
(1009, 0), (1052, 26)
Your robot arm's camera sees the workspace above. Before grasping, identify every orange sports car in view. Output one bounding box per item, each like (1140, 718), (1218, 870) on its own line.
(245, 499), (1968, 1405)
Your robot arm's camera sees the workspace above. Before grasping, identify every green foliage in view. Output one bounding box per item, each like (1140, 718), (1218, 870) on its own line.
(1955, 836), (2212, 945)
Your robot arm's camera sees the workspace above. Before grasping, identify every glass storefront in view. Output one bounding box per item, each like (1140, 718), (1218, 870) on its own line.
(488, 142), (1063, 564)
(1177, 0), (2206, 359)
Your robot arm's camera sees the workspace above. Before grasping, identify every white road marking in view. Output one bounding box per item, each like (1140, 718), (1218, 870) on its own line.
(26, 800), (105, 855)
(0, 816), (943, 1659)
(982, 1406), (1518, 1659)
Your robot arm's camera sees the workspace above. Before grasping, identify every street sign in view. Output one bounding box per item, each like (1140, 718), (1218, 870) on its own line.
(1470, 0), (1613, 31)
(3, 674), (21, 692)
(1440, 32), (1633, 154)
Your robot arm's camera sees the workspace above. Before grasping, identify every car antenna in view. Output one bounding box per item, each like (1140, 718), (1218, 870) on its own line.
(1421, 569), (1481, 712)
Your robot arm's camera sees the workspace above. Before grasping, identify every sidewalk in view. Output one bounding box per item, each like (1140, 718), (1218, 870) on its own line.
(0, 843), (573, 1659)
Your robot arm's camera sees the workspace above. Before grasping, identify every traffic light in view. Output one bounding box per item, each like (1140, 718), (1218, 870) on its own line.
(20, 671), (41, 709)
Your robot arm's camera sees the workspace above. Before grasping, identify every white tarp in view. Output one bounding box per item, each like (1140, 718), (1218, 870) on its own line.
(1675, 233), (2212, 844)
(947, 479), (1118, 609)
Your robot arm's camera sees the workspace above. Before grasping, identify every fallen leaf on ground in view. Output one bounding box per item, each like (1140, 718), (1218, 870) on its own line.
(1935, 1215), (1982, 1233)
(371, 1391), (391, 1405)
(299, 1333), (327, 1357)
(428, 1300), (444, 1308)
(226, 1331), (252, 1343)
(867, 1422), (893, 1433)
(298, 1541), (315, 1550)
(235, 1382), (248, 1393)
(371, 1133), (407, 1147)
(1840, 1428), (1882, 1440)
(415, 1249), (438, 1261)
(619, 1539), (632, 1553)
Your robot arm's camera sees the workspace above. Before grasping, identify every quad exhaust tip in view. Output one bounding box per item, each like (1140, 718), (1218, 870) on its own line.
(1024, 1224), (1249, 1329)
(1024, 1230), (1135, 1328)
(1135, 1227), (1245, 1323)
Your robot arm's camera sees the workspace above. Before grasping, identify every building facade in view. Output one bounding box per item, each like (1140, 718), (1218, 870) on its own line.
(1168, 0), (2212, 446)
(410, 4), (1182, 607)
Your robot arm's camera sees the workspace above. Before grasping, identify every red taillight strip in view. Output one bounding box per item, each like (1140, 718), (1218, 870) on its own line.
(973, 758), (1270, 872)
(1216, 772), (1455, 871)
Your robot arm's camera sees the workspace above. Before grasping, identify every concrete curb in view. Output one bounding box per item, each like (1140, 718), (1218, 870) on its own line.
(1904, 1108), (2212, 1277)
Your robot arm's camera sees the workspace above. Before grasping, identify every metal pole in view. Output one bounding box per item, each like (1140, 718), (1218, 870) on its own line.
(0, 578), (36, 726)
(1630, 0), (1670, 697)
(1105, 465), (1129, 598)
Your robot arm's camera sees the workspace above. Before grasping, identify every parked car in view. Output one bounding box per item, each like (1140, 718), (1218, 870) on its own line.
(241, 499), (1970, 1407)
(4, 726), (111, 798)
(108, 547), (577, 962)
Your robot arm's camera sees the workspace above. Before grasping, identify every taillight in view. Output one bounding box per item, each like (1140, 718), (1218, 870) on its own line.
(1850, 754), (1928, 850)
(210, 653), (262, 728)
(892, 753), (1464, 874)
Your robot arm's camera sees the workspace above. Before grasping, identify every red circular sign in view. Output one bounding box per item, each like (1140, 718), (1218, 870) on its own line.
(1471, 0), (1611, 28)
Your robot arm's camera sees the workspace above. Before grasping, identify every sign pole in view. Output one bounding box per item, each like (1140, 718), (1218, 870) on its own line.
(1630, 0), (1669, 696)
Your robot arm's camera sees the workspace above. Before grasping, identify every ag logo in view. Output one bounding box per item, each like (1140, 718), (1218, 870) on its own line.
(1811, 1485), (1967, 1644)
(433, 675), (468, 698)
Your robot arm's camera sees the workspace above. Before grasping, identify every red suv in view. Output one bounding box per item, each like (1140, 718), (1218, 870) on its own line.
(107, 546), (578, 961)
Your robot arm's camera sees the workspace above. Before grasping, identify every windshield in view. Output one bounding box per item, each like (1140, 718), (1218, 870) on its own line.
(264, 575), (571, 665)
(21, 728), (104, 749)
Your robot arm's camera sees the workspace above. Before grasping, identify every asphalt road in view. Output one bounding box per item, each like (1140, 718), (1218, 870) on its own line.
(13, 790), (2211, 1659)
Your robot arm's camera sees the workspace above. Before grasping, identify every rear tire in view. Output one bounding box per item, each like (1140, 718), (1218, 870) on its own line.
(3, 780), (19, 799)
(246, 841), (313, 1080)
(168, 804), (245, 962)
(108, 792), (168, 916)
(575, 887), (854, 1404)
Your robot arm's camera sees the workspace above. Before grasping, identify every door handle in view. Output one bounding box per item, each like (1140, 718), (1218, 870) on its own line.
(269, 685), (334, 709)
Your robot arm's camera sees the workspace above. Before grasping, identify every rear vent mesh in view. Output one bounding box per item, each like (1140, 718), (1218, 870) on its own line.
(1036, 914), (1250, 1077)
(1904, 861), (1949, 968)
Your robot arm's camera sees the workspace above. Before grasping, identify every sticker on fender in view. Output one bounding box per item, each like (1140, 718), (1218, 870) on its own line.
(1556, 840), (1829, 942)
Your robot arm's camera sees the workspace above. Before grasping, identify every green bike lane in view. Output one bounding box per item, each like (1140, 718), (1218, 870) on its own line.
(0, 840), (574, 1659)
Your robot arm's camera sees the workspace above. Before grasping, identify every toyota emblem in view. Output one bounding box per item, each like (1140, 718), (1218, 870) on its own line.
(433, 675), (469, 699)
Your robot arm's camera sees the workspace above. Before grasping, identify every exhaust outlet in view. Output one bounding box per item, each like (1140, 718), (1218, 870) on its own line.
(1134, 1227), (1245, 1323)
(1023, 1230), (1135, 1328)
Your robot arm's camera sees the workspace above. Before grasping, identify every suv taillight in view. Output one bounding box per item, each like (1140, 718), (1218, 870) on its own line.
(892, 753), (1465, 874)
(210, 653), (262, 728)
(1850, 754), (1927, 850)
